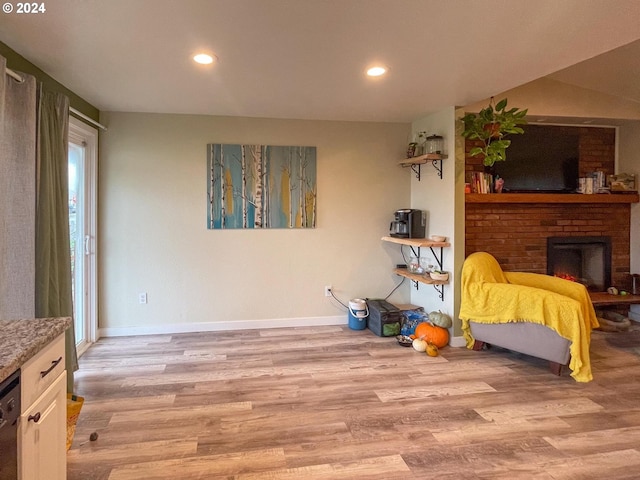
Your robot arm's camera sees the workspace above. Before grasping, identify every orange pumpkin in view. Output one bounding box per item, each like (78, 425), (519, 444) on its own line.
(415, 322), (449, 348)
(414, 322), (430, 340)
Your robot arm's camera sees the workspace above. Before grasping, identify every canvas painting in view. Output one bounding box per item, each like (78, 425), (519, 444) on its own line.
(207, 144), (317, 229)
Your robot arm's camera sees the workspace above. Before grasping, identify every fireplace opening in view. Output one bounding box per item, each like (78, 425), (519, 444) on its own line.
(547, 236), (611, 292)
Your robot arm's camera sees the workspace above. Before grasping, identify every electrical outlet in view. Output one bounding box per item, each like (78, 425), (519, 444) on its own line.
(139, 292), (148, 304)
(324, 285), (332, 297)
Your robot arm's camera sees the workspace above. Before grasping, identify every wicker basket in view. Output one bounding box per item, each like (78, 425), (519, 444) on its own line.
(66, 394), (84, 451)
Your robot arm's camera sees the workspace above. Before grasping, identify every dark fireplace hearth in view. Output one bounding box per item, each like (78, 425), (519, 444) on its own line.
(547, 236), (612, 292)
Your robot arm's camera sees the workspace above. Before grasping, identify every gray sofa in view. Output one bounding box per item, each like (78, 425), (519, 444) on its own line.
(468, 321), (571, 375)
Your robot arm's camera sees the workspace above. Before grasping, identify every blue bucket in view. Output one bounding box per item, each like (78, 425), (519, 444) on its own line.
(348, 299), (368, 330)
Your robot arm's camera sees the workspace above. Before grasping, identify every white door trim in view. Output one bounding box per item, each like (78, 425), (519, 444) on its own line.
(69, 116), (99, 355)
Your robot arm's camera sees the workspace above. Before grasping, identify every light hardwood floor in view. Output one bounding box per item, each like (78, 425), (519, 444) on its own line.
(68, 324), (640, 479)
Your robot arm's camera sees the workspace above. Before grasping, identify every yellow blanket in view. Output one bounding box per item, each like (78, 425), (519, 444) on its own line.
(459, 252), (599, 382)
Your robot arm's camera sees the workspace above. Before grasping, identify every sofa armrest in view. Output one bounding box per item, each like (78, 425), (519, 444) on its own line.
(504, 271), (599, 330)
(505, 271), (583, 299)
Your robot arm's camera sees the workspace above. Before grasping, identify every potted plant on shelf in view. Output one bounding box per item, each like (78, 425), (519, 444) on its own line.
(461, 97), (528, 166)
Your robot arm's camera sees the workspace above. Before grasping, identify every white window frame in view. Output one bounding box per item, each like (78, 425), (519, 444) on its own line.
(69, 115), (99, 356)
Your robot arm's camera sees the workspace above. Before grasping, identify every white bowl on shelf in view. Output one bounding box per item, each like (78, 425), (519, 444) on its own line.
(430, 271), (449, 281)
(430, 235), (446, 242)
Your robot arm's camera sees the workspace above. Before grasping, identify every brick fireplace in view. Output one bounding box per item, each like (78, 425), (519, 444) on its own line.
(546, 236), (612, 291)
(465, 125), (635, 290)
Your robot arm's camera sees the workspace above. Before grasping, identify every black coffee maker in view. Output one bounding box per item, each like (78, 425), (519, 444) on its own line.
(389, 209), (425, 238)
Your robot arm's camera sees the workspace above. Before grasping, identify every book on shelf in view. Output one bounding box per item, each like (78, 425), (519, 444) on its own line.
(471, 172), (494, 194)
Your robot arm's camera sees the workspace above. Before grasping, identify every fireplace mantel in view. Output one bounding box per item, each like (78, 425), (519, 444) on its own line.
(465, 193), (639, 204)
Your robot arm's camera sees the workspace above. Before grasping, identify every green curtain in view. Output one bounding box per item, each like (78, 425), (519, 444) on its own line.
(35, 88), (78, 392)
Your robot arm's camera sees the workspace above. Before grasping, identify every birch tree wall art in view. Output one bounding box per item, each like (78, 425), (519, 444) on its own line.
(207, 144), (317, 229)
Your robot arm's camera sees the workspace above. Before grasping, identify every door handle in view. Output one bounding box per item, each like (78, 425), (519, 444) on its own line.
(40, 357), (63, 378)
(84, 235), (91, 255)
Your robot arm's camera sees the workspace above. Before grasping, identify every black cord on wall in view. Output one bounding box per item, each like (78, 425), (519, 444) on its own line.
(328, 276), (406, 310)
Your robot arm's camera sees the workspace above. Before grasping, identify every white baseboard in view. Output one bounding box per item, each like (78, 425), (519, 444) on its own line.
(99, 315), (470, 353)
(99, 315), (347, 337)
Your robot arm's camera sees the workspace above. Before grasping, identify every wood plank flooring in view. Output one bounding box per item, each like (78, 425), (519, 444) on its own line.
(68, 324), (640, 479)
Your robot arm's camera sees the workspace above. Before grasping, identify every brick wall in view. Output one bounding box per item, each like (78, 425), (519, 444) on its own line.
(577, 126), (616, 177)
(464, 125), (632, 290)
(465, 202), (631, 288)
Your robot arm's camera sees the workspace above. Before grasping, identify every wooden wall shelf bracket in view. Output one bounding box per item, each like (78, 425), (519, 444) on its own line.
(410, 163), (421, 180)
(433, 284), (444, 300)
(432, 158), (443, 179)
(399, 153), (447, 181)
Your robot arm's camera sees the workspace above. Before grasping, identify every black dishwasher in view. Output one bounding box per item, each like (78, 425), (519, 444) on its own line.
(0, 370), (20, 480)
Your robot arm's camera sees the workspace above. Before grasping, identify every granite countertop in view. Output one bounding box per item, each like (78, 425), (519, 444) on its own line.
(0, 317), (71, 383)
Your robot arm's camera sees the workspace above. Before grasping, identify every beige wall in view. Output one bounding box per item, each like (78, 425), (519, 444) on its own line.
(98, 112), (411, 334)
(409, 108), (461, 339)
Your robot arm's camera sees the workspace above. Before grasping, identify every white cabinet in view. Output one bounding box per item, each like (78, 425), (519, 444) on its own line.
(19, 334), (67, 480)
(20, 373), (66, 480)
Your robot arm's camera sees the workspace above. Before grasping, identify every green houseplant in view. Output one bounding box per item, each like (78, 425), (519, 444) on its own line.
(461, 97), (528, 166)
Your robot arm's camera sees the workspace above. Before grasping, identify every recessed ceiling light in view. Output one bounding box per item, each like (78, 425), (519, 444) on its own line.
(193, 53), (216, 65)
(366, 66), (387, 77)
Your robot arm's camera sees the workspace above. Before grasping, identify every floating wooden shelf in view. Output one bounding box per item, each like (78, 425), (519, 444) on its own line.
(465, 193), (639, 204)
(398, 153), (448, 167)
(399, 153), (447, 180)
(392, 268), (448, 286)
(381, 236), (450, 248)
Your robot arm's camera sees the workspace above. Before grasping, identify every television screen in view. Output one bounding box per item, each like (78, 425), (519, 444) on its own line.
(493, 125), (579, 193)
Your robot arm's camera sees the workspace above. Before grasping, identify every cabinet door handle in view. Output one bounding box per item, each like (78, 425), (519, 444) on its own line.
(28, 412), (41, 423)
(40, 356), (63, 378)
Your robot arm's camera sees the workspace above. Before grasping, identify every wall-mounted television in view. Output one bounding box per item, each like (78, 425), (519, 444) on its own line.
(493, 124), (579, 193)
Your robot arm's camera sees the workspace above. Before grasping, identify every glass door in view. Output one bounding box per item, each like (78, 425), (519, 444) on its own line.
(68, 116), (98, 356)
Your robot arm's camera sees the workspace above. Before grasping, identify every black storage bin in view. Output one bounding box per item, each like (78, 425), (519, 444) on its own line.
(366, 299), (403, 337)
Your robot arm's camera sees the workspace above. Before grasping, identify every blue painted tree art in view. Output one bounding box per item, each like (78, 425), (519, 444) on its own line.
(207, 144), (317, 229)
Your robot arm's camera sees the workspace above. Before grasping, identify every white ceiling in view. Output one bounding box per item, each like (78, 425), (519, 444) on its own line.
(2, 0), (640, 123)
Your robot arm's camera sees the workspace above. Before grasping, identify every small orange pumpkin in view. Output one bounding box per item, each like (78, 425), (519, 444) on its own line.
(415, 322), (449, 348)
(425, 343), (439, 357)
